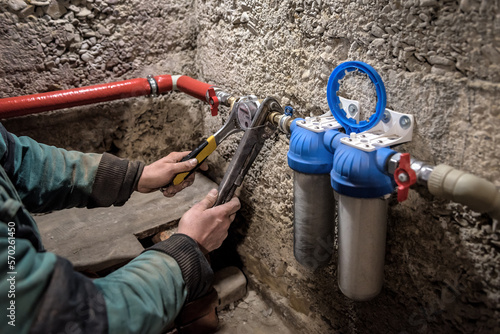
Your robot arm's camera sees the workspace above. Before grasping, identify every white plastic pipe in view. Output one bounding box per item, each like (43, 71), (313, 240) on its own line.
(428, 164), (500, 221)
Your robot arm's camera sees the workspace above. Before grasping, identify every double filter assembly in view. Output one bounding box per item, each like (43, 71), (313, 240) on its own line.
(287, 62), (399, 301)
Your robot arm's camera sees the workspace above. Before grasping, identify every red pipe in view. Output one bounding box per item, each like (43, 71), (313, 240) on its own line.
(0, 74), (219, 119)
(155, 75), (173, 94)
(176, 76), (213, 101)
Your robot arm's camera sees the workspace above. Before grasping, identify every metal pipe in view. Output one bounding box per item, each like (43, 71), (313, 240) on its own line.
(0, 75), (219, 119)
(293, 171), (336, 269)
(337, 194), (388, 301)
(410, 158), (434, 187)
(387, 153), (434, 187)
(214, 89), (234, 108)
(267, 112), (293, 134)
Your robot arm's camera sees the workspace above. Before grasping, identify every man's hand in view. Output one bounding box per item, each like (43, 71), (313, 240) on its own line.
(136, 151), (208, 197)
(178, 189), (241, 253)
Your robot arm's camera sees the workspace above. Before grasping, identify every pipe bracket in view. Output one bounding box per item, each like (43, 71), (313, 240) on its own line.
(147, 75), (159, 97)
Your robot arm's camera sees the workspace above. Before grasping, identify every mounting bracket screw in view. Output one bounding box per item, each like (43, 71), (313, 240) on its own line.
(347, 104), (358, 116)
(382, 110), (391, 123)
(400, 115), (411, 129)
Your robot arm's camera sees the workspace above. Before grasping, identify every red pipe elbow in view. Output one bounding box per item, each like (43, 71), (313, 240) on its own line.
(175, 76), (213, 102)
(174, 76), (219, 115)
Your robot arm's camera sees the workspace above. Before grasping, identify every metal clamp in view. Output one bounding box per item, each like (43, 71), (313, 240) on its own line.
(147, 75), (158, 97)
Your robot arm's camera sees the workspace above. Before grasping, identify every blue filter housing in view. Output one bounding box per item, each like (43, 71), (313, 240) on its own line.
(331, 143), (396, 300)
(330, 144), (396, 198)
(287, 119), (334, 174)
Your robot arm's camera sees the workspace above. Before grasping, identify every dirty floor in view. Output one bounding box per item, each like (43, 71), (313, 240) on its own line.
(217, 290), (296, 334)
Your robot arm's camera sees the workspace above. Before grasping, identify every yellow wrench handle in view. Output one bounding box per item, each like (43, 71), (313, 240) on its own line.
(172, 135), (217, 186)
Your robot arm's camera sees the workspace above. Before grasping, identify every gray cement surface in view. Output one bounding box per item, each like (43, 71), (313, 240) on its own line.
(217, 290), (297, 334)
(35, 172), (216, 272)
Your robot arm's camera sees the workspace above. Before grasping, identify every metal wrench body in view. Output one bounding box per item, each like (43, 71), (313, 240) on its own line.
(216, 97), (282, 206)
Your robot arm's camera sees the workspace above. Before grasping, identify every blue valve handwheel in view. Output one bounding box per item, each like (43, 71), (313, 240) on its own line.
(326, 61), (386, 134)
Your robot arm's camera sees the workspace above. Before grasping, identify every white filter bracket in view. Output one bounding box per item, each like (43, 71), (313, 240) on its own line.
(340, 108), (414, 152)
(297, 97), (360, 133)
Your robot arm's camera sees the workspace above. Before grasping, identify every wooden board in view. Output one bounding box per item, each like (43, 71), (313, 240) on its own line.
(35, 173), (217, 272)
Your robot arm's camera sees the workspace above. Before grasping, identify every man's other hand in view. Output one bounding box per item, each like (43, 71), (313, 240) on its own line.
(178, 189), (241, 253)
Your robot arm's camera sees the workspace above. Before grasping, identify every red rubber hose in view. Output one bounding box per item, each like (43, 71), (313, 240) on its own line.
(0, 78), (152, 119)
(155, 74), (173, 94)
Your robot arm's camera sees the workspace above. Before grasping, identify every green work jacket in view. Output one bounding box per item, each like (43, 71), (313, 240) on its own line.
(0, 124), (212, 334)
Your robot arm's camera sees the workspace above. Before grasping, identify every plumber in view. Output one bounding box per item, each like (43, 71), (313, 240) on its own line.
(0, 123), (240, 334)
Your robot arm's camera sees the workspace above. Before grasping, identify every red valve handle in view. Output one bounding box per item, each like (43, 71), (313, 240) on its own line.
(394, 153), (417, 202)
(207, 87), (219, 116)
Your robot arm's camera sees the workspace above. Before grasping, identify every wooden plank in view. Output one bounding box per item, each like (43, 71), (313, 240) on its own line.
(35, 173), (217, 272)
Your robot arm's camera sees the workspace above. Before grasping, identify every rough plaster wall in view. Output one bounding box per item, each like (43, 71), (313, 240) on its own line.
(1, 0), (500, 333)
(195, 1), (500, 333)
(0, 0), (204, 161)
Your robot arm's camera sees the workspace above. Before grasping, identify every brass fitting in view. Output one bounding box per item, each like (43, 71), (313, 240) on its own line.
(268, 111), (294, 134)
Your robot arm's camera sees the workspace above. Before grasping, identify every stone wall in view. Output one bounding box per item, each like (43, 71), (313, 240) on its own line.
(0, 0), (205, 159)
(194, 1), (500, 333)
(1, 0), (499, 333)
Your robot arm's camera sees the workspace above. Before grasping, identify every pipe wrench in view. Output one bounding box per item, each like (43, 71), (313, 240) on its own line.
(215, 97), (282, 206)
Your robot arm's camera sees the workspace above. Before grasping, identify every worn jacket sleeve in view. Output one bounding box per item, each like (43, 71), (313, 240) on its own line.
(0, 124), (144, 212)
(1, 220), (212, 334)
(95, 234), (213, 334)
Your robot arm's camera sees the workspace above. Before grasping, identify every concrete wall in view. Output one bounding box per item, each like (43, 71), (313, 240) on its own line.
(0, 0), (205, 159)
(1, 0), (499, 333)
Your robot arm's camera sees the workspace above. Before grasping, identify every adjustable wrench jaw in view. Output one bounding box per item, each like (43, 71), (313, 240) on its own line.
(213, 95), (261, 144)
(212, 106), (243, 145)
(215, 97), (282, 206)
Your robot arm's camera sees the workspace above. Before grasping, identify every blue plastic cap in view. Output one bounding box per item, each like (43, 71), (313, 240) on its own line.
(284, 106), (294, 116)
(331, 144), (396, 198)
(327, 61), (386, 134)
(287, 119), (334, 174)
(323, 129), (348, 154)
